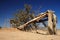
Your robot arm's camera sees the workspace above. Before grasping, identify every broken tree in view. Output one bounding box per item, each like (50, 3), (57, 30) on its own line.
(17, 10), (57, 35)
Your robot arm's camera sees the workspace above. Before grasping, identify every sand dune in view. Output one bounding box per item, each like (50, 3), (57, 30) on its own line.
(0, 28), (60, 40)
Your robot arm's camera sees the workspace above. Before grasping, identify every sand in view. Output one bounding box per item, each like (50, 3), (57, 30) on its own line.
(0, 28), (60, 40)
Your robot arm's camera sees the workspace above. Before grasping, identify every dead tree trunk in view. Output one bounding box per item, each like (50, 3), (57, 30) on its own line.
(53, 14), (57, 34)
(47, 10), (57, 35)
(48, 11), (54, 35)
(17, 13), (47, 29)
(17, 10), (57, 35)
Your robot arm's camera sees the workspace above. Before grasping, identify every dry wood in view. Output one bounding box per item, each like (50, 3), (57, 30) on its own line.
(18, 13), (47, 29)
(17, 10), (57, 35)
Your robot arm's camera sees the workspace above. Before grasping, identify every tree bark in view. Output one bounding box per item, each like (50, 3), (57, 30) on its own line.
(17, 13), (47, 29)
(48, 12), (54, 35)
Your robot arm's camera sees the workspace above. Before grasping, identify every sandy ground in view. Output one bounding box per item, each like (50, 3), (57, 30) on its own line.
(0, 28), (60, 40)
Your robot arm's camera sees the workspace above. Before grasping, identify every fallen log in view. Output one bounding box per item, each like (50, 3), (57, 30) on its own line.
(17, 10), (57, 35)
(17, 12), (47, 29)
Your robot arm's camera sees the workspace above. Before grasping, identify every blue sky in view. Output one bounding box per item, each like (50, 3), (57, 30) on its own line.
(0, 0), (60, 29)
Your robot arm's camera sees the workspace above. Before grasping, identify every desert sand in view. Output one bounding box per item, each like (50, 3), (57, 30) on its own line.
(0, 28), (60, 40)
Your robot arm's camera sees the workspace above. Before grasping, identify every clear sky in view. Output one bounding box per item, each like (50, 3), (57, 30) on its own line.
(0, 0), (60, 29)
